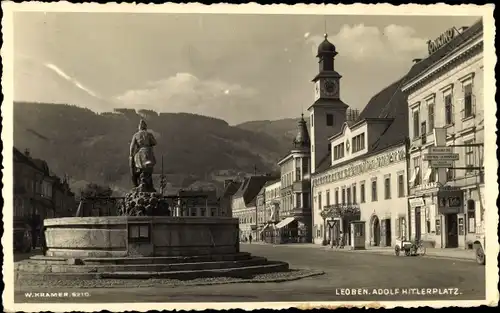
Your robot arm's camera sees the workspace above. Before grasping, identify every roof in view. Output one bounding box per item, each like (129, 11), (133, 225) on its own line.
(263, 178), (281, 187)
(13, 147), (50, 174)
(403, 19), (483, 88)
(292, 114), (311, 149)
(232, 175), (278, 205)
(315, 76), (409, 174)
(221, 180), (242, 199)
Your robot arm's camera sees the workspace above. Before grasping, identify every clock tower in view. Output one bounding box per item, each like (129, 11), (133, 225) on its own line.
(308, 34), (348, 173)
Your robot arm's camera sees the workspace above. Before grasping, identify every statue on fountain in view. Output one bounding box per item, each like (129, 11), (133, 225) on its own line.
(130, 119), (157, 192)
(119, 119), (166, 216)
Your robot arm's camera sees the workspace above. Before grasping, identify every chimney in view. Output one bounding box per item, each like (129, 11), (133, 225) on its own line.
(24, 148), (30, 157)
(412, 58), (423, 64)
(459, 26), (469, 33)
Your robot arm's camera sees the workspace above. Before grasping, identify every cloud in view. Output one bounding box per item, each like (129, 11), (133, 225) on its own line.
(113, 73), (259, 122)
(44, 63), (100, 98)
(306, 24), (427, 62)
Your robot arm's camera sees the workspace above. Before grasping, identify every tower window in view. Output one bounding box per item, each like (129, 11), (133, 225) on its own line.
(326, 114), (334, 126)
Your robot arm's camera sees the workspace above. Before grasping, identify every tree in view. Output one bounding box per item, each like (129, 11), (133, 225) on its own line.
(80, 182), (113, 199)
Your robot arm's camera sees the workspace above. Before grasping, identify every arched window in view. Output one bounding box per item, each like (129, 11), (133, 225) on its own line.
(467, 199), (476, 233)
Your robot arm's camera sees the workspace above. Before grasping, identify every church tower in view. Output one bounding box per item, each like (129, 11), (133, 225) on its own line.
(308, 34), (348, 173)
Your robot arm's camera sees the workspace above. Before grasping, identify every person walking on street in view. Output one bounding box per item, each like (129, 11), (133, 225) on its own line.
(336, 231), (344, 249)
(249, 234), (253, 244)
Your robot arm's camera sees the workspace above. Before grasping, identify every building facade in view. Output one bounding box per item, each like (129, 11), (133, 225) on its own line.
(231, 175), (277, 241)
(274, 116), (313, 243)
(307, 33), (411, 248)
(13, 147), (76, 250)
(402, 20), (484, 249)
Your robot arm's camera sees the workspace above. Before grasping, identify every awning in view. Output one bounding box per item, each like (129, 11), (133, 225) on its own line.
(275, 217), (296, 229)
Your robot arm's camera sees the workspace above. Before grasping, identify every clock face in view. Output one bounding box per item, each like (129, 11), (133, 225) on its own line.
(324, 79), (339, 96)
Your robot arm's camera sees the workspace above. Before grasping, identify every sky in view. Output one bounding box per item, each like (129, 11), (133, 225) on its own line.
(13, 12), (480, 125)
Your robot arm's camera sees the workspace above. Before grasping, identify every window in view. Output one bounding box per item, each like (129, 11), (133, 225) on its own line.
(311, 114), (314, 127)
(352, 133), (366, 153)
(326, 114), (334, 126)
(335, 189), (339, 204)
(463, 83), (474, 118)
(421, 121), (427, 144)
(200, 208), (206, 216)
(446, 168), (455, 181)
(333, 143), (345, 160)
(371, 180), (378, 202)
(346, 187), (351, 204)
(360, 183), (366, 203)
(318, 192), (322, 211)
(445, 94), (453, 125)
(428, 102), (435, 132)
(413, 110), (420, 139)
(384, 177), (391, 199)
(341, 188), (346, 204)
(190, 209), (197, 216)
(412, 157), (421, 185)
(296, 194), (302, 208)
(211, 208), (217, 216)
(302, 160), (309, 175)
(129, 224), (150, 242)
(352, 185), (357, 204)
(458, 217), (464, 235)
(397, 174), (405, 198)
(399, 217), (407, 239)
(435, 219), (441, 235)
(326, 190), (330, 206)
(465, 140), (475, 172)
(467, 199), (476, 233)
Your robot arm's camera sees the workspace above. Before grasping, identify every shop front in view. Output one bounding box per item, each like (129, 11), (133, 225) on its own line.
(409, 186), (464, 249)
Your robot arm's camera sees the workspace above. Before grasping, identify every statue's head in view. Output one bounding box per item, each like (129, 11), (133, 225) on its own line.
(138, 119), (147, 130)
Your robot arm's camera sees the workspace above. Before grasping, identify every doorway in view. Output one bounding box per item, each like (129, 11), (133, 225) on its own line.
(415, 207), (421, 241)
(446, 214), (458, 248)
(372, 216), (380, 246)
(385, 219), (392, 246)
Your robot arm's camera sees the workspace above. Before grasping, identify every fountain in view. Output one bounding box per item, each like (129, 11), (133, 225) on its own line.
(15, 120), (291, 282)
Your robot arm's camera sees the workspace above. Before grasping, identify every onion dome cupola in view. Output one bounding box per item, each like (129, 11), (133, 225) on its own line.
(292, 114), (311, 149)
(317, 34), (337, 57)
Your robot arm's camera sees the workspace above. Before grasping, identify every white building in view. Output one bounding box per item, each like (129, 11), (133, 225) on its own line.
(311, 80), (410, 247)
(402, 19), (484, 249)
(308, 33), (411, 248)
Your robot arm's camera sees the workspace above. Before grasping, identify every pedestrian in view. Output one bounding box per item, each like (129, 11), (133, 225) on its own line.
(249, 234), (253, 244)
(337, 231), (344, 249)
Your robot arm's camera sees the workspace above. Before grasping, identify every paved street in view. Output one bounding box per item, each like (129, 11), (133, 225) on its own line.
(14, 243), (485, 303)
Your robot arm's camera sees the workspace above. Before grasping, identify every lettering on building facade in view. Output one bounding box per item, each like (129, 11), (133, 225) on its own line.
(427, 28), (456, 55)
(313, 148), (405, 187)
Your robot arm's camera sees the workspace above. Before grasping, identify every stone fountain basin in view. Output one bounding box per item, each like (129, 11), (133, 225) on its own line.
(43, 216), (240, 258)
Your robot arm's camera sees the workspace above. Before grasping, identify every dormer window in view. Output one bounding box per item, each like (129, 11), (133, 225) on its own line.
(333, 142), (345, 161)
(352, 133), (365, 153)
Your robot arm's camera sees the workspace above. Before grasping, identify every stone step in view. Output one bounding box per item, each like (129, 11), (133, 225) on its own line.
(15, 261), (290, 281)
(16, 256), (269, 274)
(27, 252), (252, 265)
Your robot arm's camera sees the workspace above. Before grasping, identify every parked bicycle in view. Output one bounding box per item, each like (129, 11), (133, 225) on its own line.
(395, 238), (426, 257)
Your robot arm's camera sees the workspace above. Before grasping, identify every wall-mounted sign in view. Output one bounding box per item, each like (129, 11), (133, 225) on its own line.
(427, 28), (456, 55)
(313, 148), (406, 187)
(437, 190), (463, 214)
(409, 197), (425, 208)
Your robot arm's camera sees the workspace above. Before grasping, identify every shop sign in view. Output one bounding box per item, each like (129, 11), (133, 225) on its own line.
(409, 197), (425, 208)
(427, 28), (456, 55)
(313, 148), (405, 187)
(437, 190), (463, 214)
